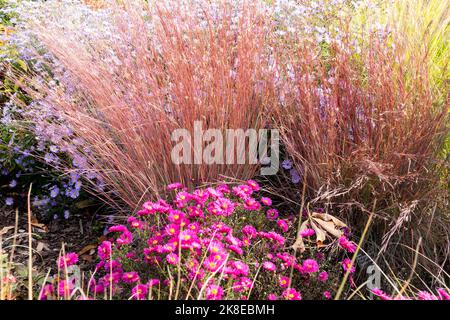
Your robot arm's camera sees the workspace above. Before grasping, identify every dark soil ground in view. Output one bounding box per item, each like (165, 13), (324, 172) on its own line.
(0, 205), (105, 298)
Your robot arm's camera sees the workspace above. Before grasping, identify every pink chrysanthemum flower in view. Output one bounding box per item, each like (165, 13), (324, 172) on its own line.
(91, 283), (105, 295)
(242, 225), (257, 239)
(226, 234), (241, 247)
(168, 210), (185, 224)
(233, 261), (250, 276)
(58, 279), (75, 297)
(342, 258), (355, 274)
(180, 230), (196, 245)
(127, 216), (144, 229)
(187, 206), (204, 218)
(206, 284), (224, 300)
(277, 219), (289, 232)
(108, 224), (128, 233)
(148, 235), (163, 247)
(103, 260), (123, 273)
(39, 284), (54, 300)
(210, 252), (227, 264)
(207, 187), (223, 199)
(203, 258), (221, 272)
(192, 189), (209, 205)
(229, 244), (244, 255)
(302, 259), (319, 273)
(282, 288), (302, 300)
(318, 271), (328, 282)
(371, 288), (392, 300)
(58, 252), (79, 269)
(208, 241), (224, 254)
(175, 191), (191, 207)
(417, 291), (438, 300)
(187, 222), (200, 232)
(165, 224), (179, 236)
(300, 228), (315, 237)
(185, 258), (199, 271)
(338, 236), (357, 253)
(102, 272), (121, 286)
(437, 288), (450, 300)
(212, 222), (231, 233)
(138, 201), (155, 216)
(122, 271), (140, 283)
(148, 279), (160, 287)
(279, 276), (290, 288)
(266, 209), (279, 220)
(167, 182), (183, 190)
(109, 225), (133, 245)
(131, 284), (148, 300)
(246, 180), (260, 191)
(166, 253), (179, 265)
(260, 197), (272, 206)
(232, 185), (253, 199)
(242, 238), (251, 247)
(323, 291), (331, 299)
(263, 261), (277, 272)
(214, 197), (235, 216)
(239, 277), (253, 291)
(117, 230), (133, 245)
(216, 184), (231, 194)
(267, 293), (278, 300)
(244, 198), (261, 211)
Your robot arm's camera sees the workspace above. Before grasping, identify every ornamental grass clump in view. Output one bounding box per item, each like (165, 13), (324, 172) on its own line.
(16, 0), (277, 209)
(273, 26), (449, 263)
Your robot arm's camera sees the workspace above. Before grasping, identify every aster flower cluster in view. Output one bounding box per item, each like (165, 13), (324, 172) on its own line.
(0, 0), (108, 214)
(0, 98), (90, 216)
(271, 0), (371, 44)
(39, 181), (359, 300)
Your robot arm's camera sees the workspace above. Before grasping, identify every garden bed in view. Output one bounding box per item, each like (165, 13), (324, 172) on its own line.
(0, 0), (449, 301)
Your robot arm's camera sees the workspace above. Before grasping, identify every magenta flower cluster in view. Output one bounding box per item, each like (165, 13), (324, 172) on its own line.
(40, 181), (361, 300)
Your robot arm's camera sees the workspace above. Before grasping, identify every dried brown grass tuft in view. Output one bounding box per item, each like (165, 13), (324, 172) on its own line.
(273, 29), (449, 267)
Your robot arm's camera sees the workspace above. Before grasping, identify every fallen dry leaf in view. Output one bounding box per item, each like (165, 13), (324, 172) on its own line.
(36, 242), (45, 252)
(0, 226), (15, 236)
(30, 215), (48, 232)
(31, 222), (48, 232)
(312, 218), (343, 238)
(311, 212), (347, 227)
(80, 254), (93, 262)
(310, 220), (327, 248)
(291, 212), (348, 250)
(78, 244), (98, 256)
